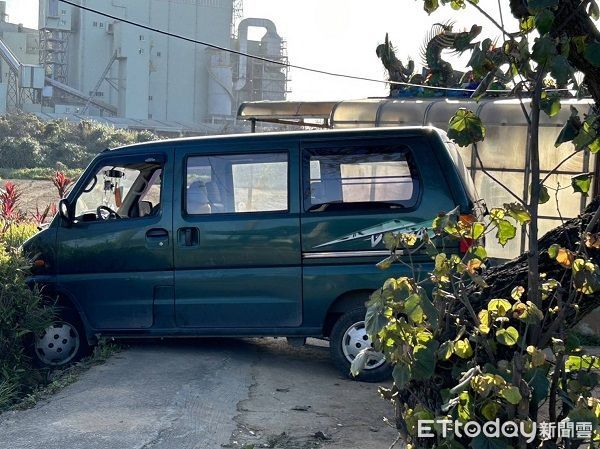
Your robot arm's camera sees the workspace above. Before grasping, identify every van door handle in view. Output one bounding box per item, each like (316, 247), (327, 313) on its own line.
(146, 228), (169, 239)
(177, 227), (199, 247)
(146, 228), (169, 248)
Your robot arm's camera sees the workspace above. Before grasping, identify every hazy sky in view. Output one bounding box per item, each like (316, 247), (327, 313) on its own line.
(4, 0), (518, 100)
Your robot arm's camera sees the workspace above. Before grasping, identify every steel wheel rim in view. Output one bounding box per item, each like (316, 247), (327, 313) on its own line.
(341, 320), (386, 370)
(35, 321), (80, 366)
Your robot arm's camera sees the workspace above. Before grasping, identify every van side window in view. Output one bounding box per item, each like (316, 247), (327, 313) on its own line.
(303, 145), (419, 212)
(185, 153), (288, 214)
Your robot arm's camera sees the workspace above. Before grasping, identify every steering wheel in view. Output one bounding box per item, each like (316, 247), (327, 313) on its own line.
(97, 205), (122, 220)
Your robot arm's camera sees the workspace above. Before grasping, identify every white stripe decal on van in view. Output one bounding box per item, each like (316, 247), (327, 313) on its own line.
(313, 219), (432, 249)
(303, 250), (395, 259)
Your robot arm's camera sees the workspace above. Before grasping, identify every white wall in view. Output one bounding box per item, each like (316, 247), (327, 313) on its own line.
(57, 0), (234, 121)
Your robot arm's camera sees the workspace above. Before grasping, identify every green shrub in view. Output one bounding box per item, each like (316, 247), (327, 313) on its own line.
(0, 137), (44, 169)
(0, 113), (161, 170)
(358, 206), (600, 449)
(0, 167), (83, 181)
(0, 245), (53, 410)
(1, 222), (39, 249)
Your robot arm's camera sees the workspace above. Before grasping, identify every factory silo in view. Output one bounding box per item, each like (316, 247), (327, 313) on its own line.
(207, 48), (234, 118)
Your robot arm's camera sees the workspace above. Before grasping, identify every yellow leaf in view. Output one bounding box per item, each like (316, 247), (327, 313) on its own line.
(478, 310), (491, 335)
(556, 248), (575, 268)
(454, 338), (474, 359)
(467, 258), (483, 274)
(526, 345), (546, 367)
(488, 298), (512, 316)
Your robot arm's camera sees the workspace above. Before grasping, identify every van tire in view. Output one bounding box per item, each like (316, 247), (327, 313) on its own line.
(31, 307), (91, 368)
(329, 308), (392, 382)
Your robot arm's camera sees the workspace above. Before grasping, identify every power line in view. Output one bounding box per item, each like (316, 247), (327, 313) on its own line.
(58, 0), (566, 95)
(57, 0), (483, 92)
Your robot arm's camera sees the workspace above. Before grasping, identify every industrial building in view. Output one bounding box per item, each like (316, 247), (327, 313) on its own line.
(0, 0), (289, 134)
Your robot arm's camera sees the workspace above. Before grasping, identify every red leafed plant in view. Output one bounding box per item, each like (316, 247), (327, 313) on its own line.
(31, 203), (57, 225)
(0, 181), (24, 223)
(52, 171), (72, 198)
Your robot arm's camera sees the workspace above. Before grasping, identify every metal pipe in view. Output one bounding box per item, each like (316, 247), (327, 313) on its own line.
(234, 18), (281, 92)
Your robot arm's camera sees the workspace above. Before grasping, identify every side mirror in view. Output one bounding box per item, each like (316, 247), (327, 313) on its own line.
(59, 199), (73, 226)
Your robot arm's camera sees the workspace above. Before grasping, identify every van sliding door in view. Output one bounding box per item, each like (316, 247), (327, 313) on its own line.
(172, 142), (302, 329)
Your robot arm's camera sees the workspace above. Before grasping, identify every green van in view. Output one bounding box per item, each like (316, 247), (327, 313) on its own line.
(23, 126), (479, 381)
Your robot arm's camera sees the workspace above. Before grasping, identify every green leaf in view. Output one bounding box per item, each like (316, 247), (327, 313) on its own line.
(548, 243), (560, 258)
(564, 355), (600, 372)
(540, 93), (562, 117)
(447, 108), (486, 147)
(532, 36), (557, 66)
(525, 368), (550, 406)
(471, 245), (487, 260)
(550, 55), (572, 85)
(535, 8), (554, 34)
(496, 326), (519, 346)
(392, 363), (411, 388)
(571, 172), (593, 196)
(458, 391), (473, 422)
(573, 36), (587, 54)
(504, 202), (531, 225)
(365, 305), (387, 336)
(423, 0), (439, 14)
(481, 401), (501, 420)
(584, 42), (600, 67)
(538, 185), (550, 204)
(519, 16), (535, 33)
(450, 0), (466, 9)
(555, 108), (581, 146)
(496, 219), (517, 246)
(412, 342), (438, 380)
(418, 287), (439, 328)
(438, 341), (454, 360)
(404, 293), (424, 324)
(499, 385), (522, 405)
(472, 222), (486, 239)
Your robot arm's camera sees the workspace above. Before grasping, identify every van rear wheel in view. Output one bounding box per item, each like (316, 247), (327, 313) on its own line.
(330, 308), (391, 382)
(33, 308), (90, 368)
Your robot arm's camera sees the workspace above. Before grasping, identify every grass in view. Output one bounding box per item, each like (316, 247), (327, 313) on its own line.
(0, 167), (83, 181)
(6, 339), (122, 412)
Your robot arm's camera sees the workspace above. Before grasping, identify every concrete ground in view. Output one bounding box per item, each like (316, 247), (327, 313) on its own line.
(0, 338), (397, 449)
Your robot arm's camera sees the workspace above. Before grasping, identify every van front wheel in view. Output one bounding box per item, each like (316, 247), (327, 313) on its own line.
(33, 308), (90, 368)
(329, 308), (391, 382)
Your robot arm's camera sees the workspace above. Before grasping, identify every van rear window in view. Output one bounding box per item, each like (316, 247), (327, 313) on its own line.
(303, 145), (420, 212)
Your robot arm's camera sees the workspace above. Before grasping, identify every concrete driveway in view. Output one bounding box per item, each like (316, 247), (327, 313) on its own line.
(0, 338), (397, 449)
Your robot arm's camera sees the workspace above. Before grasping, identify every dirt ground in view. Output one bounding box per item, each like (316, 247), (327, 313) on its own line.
(4, 179), (59, 216)
(0, 338), (397, 449)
